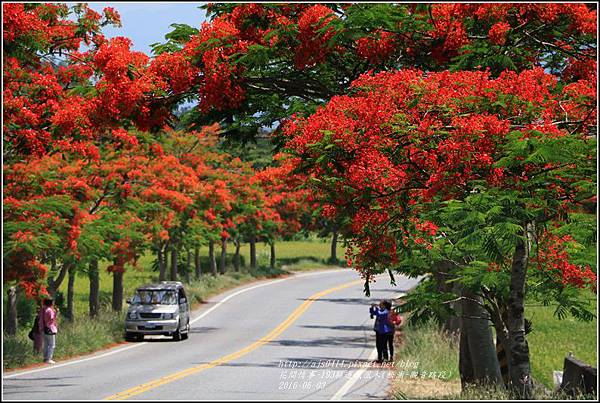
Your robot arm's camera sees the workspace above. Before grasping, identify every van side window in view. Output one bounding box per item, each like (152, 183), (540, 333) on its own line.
(178, 288), (186, 301)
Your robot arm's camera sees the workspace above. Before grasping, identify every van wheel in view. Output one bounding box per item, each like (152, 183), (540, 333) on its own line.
(173, 327), (182, 341)
(179, 320), (190, 340)
(125, 332), (138, 342)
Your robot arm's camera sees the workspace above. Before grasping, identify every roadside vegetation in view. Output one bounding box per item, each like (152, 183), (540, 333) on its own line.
(526, 295), (598, 388)
(391, 299), (598, 399)
(393, 322), (460, 381)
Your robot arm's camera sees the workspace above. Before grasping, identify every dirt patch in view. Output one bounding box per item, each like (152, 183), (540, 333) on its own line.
(391, 377), (461, 399)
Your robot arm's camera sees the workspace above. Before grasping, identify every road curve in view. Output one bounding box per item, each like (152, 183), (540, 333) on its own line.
(3, 269), (420, 400)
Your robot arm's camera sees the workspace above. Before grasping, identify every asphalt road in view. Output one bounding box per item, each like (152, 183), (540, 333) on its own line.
(3, 269), (420, 400)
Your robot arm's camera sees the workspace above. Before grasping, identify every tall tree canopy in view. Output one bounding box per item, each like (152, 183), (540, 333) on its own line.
(149, 3), (596, 141)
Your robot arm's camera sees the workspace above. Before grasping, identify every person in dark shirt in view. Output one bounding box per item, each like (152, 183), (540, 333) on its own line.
(369, 300), (394, 363)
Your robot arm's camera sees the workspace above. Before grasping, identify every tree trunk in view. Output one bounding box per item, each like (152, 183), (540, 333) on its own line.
(170, 247), (178, 281)
(270, 241), (276, 269)
(158, 247), (167, 282)
(185, 249), (191, 283)
(219, 237), (227, 274)
(209, 240), (217, 276)
(66, 264), (76, 322)
(194, 247), (201, 279)
(459, 288), (503, 388)
(89, 259), (99, 318)
(507, 236), (533, 398)
(444, 279), (462, 334)
(459, 322), (474, 388)
(234, 239), (241, 271)
(6, 286), (18, 336)
(497, 331), (510, 387)
(48, 260), (70, 298)
(330, 230), (338, 263)
(249, 235), (257, 269)
(433, 261), (461, 334)
(112, 270), (124, 312)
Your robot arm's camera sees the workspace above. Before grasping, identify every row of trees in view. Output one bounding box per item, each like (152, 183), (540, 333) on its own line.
(2, 4), (327, 330)
(3, 3), (597, 398)
(136, 3), (595, 398)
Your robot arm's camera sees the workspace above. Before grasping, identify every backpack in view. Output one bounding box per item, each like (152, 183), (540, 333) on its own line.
(389, 311), (403, 327)
(28, 313), (40, 340)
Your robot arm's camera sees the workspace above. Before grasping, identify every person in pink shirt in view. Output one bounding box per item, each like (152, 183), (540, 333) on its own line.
(39, 298), (58, 364)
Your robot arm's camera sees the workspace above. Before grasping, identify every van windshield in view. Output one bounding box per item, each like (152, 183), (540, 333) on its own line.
(132, 290), (177, 305)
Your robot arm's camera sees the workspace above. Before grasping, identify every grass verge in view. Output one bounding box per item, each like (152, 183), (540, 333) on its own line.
(390, 305), (598, 400)
(390, 322), (461, 400)
(3, 309), (125, 370)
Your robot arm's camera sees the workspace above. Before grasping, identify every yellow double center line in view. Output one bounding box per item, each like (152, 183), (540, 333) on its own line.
(104, 279), (363, 400)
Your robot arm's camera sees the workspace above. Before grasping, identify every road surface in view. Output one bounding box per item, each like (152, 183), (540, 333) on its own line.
(3, 269), (419, 400)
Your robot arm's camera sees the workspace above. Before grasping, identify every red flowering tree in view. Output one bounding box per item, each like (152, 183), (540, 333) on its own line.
(218, 159), (279, 272)
(253, 154), (313, 268)
(3, 3), (122, 329)
(282, 67), (596, 396)
(160, 125), (234, 278)
(3, 3), (197, 319)
(147, 3), (596, 141)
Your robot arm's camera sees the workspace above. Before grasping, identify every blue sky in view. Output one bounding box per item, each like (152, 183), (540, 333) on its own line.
(68, 2), (208, 55)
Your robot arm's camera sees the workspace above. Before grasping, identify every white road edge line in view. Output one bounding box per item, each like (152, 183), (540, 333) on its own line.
(2, 343), (147, 379)
(330, 348), (378, 400)
(3, 269), (343, 379)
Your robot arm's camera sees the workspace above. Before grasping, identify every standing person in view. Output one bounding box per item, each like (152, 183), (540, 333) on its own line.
(387, 302), (403, 362)
(369, 300), (394, 363)
(30, 302), (44, 354)
(39, 298), (58, 364)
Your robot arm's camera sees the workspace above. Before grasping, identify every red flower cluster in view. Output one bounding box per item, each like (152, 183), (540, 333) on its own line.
(149, 52), (197, 94)
(185, 16), (248, 112)
(356, 30), (398, 65)
(534, 233), (597, 291)
(3, 3), (77, 48)
(294, 5), (338, 69)
(488, 22), (511, 46)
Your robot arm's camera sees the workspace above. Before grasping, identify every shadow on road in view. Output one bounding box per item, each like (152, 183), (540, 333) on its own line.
(300, 324), (368, 331)
(187, 356), (386, 371)
(3, 376), (81, 396)
(267, 335), (368, 348)
(297, 297), (368, 305)
(4, 376), (81, 381)
(189, 326), (219, 334)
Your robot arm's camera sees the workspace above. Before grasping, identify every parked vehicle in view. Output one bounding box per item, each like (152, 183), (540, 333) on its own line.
(125, 281), (191, 341)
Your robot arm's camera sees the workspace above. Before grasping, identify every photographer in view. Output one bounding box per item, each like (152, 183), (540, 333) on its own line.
(369, 300), (394, 363)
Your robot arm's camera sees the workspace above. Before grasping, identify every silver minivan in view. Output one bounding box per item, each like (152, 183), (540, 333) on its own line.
(125, 281), (191, 341)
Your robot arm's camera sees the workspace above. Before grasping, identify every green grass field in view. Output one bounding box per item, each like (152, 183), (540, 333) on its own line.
(247, 238), (343, 270)
(390, 297), (597, 398)
(526, 296), (597, 388)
